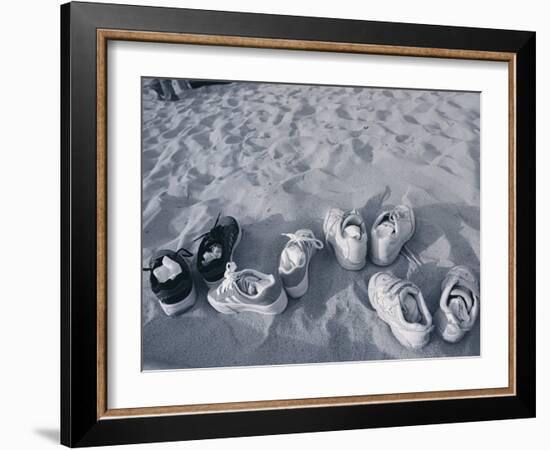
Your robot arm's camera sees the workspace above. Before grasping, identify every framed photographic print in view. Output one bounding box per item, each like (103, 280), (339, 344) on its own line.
(60, 1), (536, 447)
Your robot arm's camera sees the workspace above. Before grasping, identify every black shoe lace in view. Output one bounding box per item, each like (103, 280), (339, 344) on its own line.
(142, 247), (193, 271)
(193, 212), (224, 249)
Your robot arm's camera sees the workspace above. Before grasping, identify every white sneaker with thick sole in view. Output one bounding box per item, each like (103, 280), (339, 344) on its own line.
(207, 262), (288, 315)
(368, 272), (433, 349)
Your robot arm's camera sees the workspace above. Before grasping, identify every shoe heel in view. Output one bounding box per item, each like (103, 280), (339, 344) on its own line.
(160, 284), (197, 316)
(335, 251), (366, 271)
(269, 289), (288, 314)
(284, 274), (309, 298)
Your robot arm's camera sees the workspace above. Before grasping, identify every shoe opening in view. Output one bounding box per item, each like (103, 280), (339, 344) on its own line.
(342, 211), (364, 240)
(237, 272), (274, 297)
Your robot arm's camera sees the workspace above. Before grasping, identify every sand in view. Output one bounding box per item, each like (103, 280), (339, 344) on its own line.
(141, 80), (480, 370)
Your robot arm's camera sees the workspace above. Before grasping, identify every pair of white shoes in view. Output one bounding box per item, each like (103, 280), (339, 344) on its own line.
(368, 266), (480, 349)
(323, 205), (415, 271)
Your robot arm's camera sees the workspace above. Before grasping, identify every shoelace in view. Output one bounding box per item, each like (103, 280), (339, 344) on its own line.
(218, 262), (240, 294)
(388, 208), (407, 225)
(194, 212), (223, 246)
(142, 247), (193, 272)
(375, 277), (417, 307)
(282, 230), (324, 254)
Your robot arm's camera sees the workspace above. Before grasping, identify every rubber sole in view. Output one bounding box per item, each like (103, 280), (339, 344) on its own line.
(284, 275), (308, 298)
(333, 248), (366, 271)
(207, 288), (288, 315)
(159, 283), (197, 316)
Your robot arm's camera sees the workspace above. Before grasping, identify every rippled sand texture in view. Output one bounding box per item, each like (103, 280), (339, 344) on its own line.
(141, 80), (480, 369)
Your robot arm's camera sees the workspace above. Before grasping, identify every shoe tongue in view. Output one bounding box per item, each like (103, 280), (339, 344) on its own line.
(376, 221), (395, 237)
(343, 224), (362, 240)
(400, 293), (421, 323)
(237, 274), (262, 296)
(202, 243), (223, 265)
(282, 244), (305, 269)
(449, 288), (473, 323)
(153, 256), (182, 283)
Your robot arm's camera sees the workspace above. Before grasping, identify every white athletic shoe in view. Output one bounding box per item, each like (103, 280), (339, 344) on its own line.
(368, 272), (433, 349)
(434, 266), (480, 343)
(370, 205), (415, 266)
(207, 262), (288, 315)
(278, 229), (324, 298)
(323, 208), (367, 270)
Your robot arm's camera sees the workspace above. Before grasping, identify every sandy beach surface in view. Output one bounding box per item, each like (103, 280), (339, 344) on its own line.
(141, 80), (480, 370)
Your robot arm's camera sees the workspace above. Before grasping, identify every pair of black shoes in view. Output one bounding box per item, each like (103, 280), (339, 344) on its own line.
(144, 214), (241, 316)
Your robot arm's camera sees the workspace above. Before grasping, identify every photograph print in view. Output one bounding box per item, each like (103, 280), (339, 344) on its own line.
(141, 77), (480, 370)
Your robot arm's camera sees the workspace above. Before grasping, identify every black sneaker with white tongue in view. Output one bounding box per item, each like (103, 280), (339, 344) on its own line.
(195, 213), (242, 286)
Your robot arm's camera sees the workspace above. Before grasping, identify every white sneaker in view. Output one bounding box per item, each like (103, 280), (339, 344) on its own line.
(278, 229), (324, 298)
(323, 208), (367, 270)
(206, 263), (288, 315)
(434, 266), (480, 343)
(368, 272), (433, 349)
(370, 205), (415, 266)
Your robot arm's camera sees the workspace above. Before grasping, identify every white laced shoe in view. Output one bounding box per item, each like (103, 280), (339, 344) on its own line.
(323, 208), (367, 271)
(278, 229), (324, 298)
(370, 205), (415, 266)
(207, 262), (288, 315)
(368, 272), (433, 349)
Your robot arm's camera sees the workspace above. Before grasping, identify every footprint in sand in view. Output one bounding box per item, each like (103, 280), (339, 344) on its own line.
(351, 138), (374, 163)
(376, 110), (392, 121)
(191, 131), (212, 148)
(335, 106), (353, 120)
(294, 104), (315, 119)
(225, 135), (242, 145)
(404, 115), (420, 125)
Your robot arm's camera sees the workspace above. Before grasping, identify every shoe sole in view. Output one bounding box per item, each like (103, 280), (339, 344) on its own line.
(159, 283), (197, 316)
(203, 224), (243, 288)
(326, 238), (366, 270)
(207, 288), (288, 315)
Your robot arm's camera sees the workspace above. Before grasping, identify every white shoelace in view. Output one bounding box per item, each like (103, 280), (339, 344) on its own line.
(282, 230), (324, 255)
(218, 262), (240, 294)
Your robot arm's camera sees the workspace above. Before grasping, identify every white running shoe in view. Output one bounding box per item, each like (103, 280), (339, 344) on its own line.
(207, 262), (288, 315)
(278, 229), (324, 298)
(434, 266), (480, 343)
(370, 205), (415, 266)
(323, 208), (367, 270)
(368, 272), (433, 349)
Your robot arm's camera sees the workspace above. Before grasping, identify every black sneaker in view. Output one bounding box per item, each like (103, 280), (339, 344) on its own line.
(143, 248), (195, 316)
(195, 214), (242, 286)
